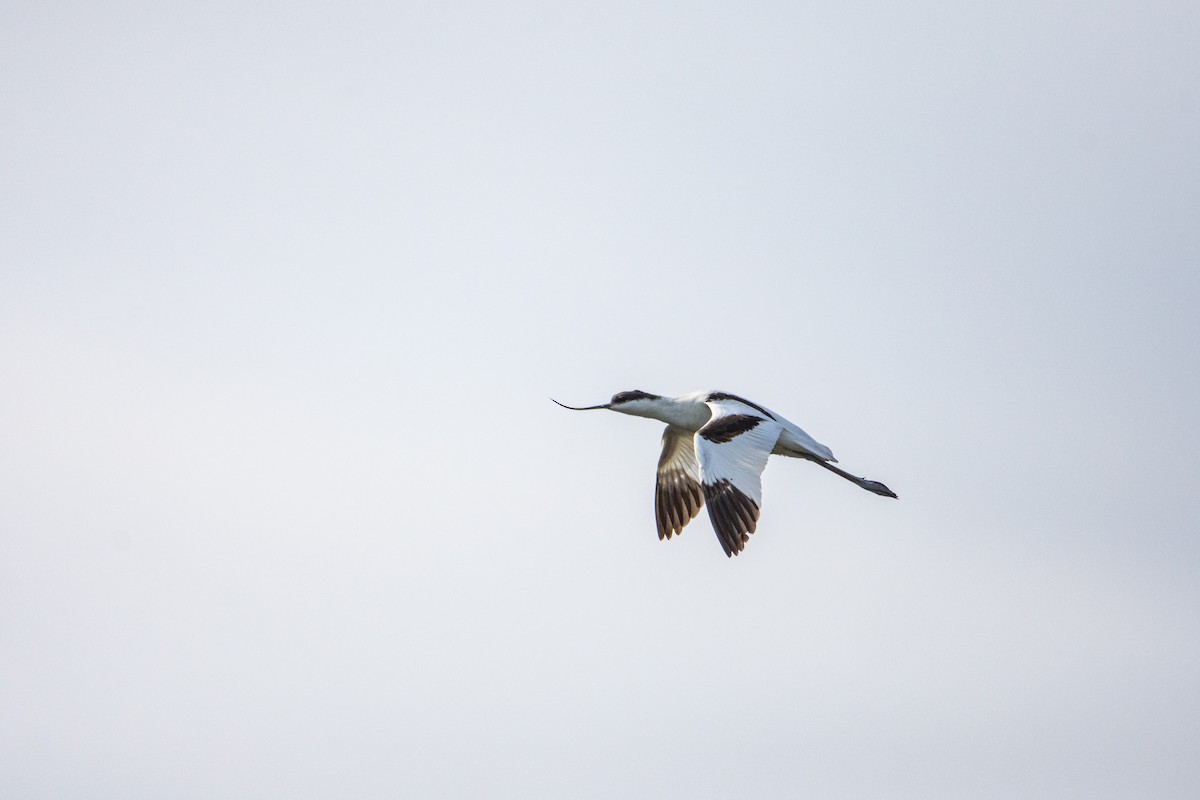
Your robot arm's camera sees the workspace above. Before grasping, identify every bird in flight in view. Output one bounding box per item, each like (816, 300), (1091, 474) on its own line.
(554, 390), (897, 557)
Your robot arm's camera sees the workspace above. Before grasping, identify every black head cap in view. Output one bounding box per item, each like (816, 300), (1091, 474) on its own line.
(610, 390), (660, 405)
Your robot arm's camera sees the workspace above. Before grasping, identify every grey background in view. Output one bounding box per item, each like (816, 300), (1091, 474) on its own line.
(2, 2), (1198, 797)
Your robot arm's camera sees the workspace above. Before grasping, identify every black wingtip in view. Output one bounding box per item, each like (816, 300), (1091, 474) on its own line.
(704, 479), (758, 558)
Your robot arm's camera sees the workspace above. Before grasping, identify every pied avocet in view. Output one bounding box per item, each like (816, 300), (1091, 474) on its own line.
(554, 390), (896, 557)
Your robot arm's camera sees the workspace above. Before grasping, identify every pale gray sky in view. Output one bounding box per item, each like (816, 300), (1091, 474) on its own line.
(2, 2), (1198, 798)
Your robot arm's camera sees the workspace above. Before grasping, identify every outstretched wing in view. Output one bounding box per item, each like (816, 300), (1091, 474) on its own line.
(695, 399), (784, 557)
(655, 425), (705, 540)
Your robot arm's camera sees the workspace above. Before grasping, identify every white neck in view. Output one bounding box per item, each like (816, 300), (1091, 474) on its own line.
(618, 395), (711, 431)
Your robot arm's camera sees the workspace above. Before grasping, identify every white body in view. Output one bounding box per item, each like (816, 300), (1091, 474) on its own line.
(617, 389), (837, 463)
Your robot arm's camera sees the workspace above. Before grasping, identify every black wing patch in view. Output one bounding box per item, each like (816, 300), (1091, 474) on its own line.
(703, 479), (760, 557)
(655, 427), (705, 540)
(704, 392), (776, 421)
(698, 414), (764, 444)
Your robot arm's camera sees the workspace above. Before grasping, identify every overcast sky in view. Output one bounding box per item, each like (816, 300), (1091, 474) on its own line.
(2, 2), (1198, 798)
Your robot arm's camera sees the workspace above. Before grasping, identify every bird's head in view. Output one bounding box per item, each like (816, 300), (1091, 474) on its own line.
(552, 390), (664, 418)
